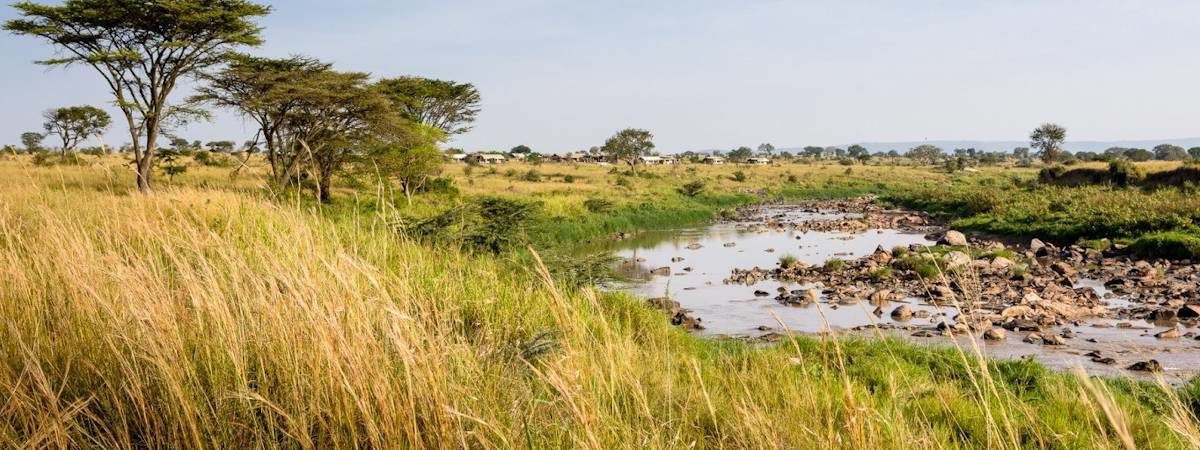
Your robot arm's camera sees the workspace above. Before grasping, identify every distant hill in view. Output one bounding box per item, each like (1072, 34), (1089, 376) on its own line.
(775, 138), (1200, 154)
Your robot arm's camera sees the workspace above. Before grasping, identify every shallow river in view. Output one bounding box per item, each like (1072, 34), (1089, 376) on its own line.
(606, 207), (1200, 381)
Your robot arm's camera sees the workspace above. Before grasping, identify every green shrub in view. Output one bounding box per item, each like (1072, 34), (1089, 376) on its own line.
(419, 177), (459, 196)
(1038, 165), (1067, 182)
(194, 150), (237, 167)
(562, 174), (576, 183)
(1131, 232), (1200, 260)
(778, 254), (799, 269)
(1108, 159), (1145, 187)
(583, 198), (614, 213)
(914, 263), (941, 279)
(824, 258), (846, 271)
(870, 266), (893, 280)
(731, 171), (747, 182)
(678, 180), (705, 197)
(522, 169), (542, 182)
(467, 197), (540, 254)
(32, 151), (87, 166)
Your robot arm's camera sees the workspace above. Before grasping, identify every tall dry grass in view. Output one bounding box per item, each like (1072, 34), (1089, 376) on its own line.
(0, 162), (1197, 448)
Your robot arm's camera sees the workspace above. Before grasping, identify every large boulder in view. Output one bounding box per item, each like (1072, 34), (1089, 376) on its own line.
(939, 230), (969, 247)
(891, 305), (914, 321)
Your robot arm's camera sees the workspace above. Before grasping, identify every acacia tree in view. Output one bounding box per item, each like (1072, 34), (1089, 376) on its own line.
(375, 77), (481, 136)
(601, 128), (654, 168)
(728, 146), (753, 162)
(193, 54), (331, 185)
(206, 141), (235, 153)
(20, 132), (44, 152)
(1152, 144), (1188, 161)
(906, 144), (944, 164)
(6, 0), (269, 192)
(285, 70), (397, 203)
(757, 143), (775, 157)
(363, 124), (446, 205)
(1030, 123), (1067, 164)
(847, 144), (870, 163)
(43, 105), (111, 160)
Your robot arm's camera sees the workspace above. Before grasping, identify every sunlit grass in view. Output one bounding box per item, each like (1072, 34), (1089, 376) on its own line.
(0, 154), (1198, 448)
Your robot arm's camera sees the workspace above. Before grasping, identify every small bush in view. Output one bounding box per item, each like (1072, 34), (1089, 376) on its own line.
(787, 174), (798, 183)
(678, 180), (705, 197)
(1131, 232), (1200, 260)
(583, 198), (614, 213)
(522, 169), (542, 182)
(824, 258), (846, 271)
(562, 174), (576, 183)
(419, 177), (459, 196)
(731, 171), (747, 182)
(914, 263), (941, 279)
(193, 150), (237, 167)
(32, 152), (85, 166)
(870, 266), (894, 280)
(838, 158), (855, 166)
(1108, 159), (1145, 187)
(462, 165), (474, 176)
(1038, 165), (1068, 182)
(778, 254), (799, 269)
(615, 177), (632, 189)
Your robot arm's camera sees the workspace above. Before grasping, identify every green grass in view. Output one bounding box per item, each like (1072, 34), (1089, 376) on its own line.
(885, 164), (1200, 259)
(1131, 231), (1200, 260)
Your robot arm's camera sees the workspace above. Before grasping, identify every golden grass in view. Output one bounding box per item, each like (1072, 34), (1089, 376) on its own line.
(0, 155), (1198, 448)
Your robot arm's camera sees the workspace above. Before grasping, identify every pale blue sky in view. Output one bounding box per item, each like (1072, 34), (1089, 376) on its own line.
(3, 0), (1199, 152)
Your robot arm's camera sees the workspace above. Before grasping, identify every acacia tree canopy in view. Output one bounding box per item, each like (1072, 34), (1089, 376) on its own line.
(601, 128), (654, 167)
(1030, 123), (1067, 163)
(906, 144), (943, 163)
(43, 105), (111, 157)
(193, 54), (332, 184)
(20, 132), (44, 151)
(375, 77), (481, 136)
(6, 0), (270, 192)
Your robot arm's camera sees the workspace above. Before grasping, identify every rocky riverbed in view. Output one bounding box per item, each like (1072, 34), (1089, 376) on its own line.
(613, 197), (1200, 379)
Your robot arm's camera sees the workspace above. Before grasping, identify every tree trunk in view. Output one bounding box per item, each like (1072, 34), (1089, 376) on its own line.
(136, 122), (159, 193)
(317, 172), (332, 203)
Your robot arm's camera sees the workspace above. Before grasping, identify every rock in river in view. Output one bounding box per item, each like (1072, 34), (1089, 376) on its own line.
(939, 230), (969, 246)
(891, 305), (914, 321)
(1127, 360), (1163, 373)
(1155, 328), (1181, 339)
(983, 328), (1007, 341)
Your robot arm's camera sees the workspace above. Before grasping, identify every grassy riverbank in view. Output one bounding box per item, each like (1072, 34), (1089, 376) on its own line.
(2, 156), (1200, 448)
(884, 162), (1200, 258)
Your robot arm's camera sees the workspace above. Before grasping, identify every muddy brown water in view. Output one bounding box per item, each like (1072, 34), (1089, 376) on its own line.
(605, 207), (1200, 381)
